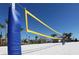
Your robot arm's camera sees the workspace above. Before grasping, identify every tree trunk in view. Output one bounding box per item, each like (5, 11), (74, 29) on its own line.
(0, 38), (1, 46)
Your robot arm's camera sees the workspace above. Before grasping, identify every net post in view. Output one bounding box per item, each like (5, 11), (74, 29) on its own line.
(8, 3), (21, 55)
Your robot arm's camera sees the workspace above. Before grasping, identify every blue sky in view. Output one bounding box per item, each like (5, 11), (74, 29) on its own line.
(0, 3), (79, 39)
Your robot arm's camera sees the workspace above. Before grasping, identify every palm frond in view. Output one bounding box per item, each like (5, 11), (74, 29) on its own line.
(0, 24), (4, 28)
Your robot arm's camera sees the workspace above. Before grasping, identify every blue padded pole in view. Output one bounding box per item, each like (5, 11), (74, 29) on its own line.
(8, 4), (21, 55)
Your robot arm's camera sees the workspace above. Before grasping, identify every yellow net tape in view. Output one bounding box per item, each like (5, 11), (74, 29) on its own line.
(25, 9), (62, 39)
(28, 29), (62, 39)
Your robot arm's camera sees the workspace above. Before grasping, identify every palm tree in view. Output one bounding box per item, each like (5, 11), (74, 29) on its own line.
(20, 27), (23, 32)
(0, 32), (2, 46)
(23, 39), (27, 44)
(5, 19), (8, 24)
(27, 36), (31, 44)
(63, 33), (72, 42)
(20, 27), (24, 44)
(5, 20), (8, 45)
(35, 36), (38, 40)
(0, 23), (4, 29)
(35, 36), (38, 43)
(0, 23), (4, 46)
(67, 33), (72, 38)
(75, 38), (78, 42)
